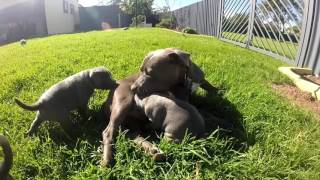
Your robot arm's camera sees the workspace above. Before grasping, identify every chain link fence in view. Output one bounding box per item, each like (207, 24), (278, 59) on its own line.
(174, 0), (320, 75)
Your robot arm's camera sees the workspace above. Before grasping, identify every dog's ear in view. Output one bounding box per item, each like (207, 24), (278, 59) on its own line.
(188, 61), (205, 83)
(168, 52), (187, 67)
(172, 49), (204, 83)
(140, 52), (154, 71)
(174, 50), (191, 68)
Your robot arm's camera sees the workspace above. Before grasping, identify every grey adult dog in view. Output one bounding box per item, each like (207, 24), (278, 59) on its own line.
(131, 48), (217, 99)
(0, 135), (13, 180)
(101, 48), (217, 167)
(15, 67), (117, 137)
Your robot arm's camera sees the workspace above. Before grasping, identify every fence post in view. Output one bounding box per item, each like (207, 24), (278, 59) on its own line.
(217, 0), (224, 38)
(246, 0), (256, 47)
(295, 0), (313, 67)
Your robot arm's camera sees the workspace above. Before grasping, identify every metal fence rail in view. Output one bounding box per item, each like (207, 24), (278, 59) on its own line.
(173, 0), (320, 75)
(220, 0), (250, 46)
(296, 0), (320, 74)
(250, 0), (303, 63)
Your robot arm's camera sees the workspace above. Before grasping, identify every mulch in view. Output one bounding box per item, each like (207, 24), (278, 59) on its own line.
(272, 84), (320, 118)
(303, 75), (320, 85)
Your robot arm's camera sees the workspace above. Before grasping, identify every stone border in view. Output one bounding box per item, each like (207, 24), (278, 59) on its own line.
(278, 67), (320, 100)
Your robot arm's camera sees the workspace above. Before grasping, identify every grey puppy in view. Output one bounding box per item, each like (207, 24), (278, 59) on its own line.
(15, 67), (117, 137)
(134, 93), (205, 141)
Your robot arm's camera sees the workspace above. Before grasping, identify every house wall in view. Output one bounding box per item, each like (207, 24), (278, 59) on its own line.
(0, 0), (47, 45)
(44, 0), (79, 35)
(79, 5), (132, 32)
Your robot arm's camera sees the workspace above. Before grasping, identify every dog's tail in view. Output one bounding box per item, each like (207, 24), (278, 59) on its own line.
(0, 135), (13, 177)
(14, 98), (41, 111)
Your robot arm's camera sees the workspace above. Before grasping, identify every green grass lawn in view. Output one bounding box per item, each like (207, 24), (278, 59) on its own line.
(222, 32), (298, 60)
(0, 28), (319, 179)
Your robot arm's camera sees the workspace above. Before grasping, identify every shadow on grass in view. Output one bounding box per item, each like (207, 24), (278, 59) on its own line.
(44, 109), (109, 148)
(45, 90), (253, 152)
(190, 91), (251, 151)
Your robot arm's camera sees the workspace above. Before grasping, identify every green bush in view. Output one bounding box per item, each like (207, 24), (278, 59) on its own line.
(156, 18), (172, 29)
(182, 27), (198, 34)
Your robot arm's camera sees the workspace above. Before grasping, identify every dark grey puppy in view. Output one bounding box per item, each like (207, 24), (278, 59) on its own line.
(15, 67), (117, 137)
(134, 93), (205, 141)
(0, 135), (13, 180)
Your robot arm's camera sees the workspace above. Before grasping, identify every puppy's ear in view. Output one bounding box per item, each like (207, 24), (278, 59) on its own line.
(89, 69), (104, 82)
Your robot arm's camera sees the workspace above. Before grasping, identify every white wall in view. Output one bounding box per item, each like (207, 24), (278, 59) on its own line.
(44, 0), (79, 35)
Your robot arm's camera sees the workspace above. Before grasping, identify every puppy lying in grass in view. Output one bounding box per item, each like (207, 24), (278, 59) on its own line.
(15, 67), (117, 137)
(130, 92), (205, 161)
(0, 135), (13, 180)
(134, 92), (205, 141)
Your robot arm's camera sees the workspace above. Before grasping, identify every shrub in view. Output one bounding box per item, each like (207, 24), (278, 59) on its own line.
(182, 27), (198, 34)
(156, 18), (171, 29)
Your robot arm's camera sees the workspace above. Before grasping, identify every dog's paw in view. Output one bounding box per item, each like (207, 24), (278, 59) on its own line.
(100, 159), (112, 168)
(100, 160), (108, 168)
(149, 147), (166, 162)
(100, 157), (115, 168)
(26, 131), (35, 138)
(152, 151), (166, 162)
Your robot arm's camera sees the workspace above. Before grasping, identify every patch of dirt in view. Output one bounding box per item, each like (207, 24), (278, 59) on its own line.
(272, 84), (320, 118)
(303, 75), (320, 85)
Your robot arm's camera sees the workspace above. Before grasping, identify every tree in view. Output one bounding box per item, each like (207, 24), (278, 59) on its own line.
(97, 0), (155, 27)
(98, 0), (122, 5)
(154, 0), (179, 29)
(260, 0), (303, 36)
(224, 13), (249, 33)
(120, 0), (154, 17)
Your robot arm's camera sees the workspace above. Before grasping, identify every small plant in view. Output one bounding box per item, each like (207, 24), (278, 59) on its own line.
(182, 27), (198, 34)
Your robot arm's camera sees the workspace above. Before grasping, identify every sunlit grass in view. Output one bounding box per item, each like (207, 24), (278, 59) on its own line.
(222, 31), (298, 60)
(0, 28), (319, 179)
